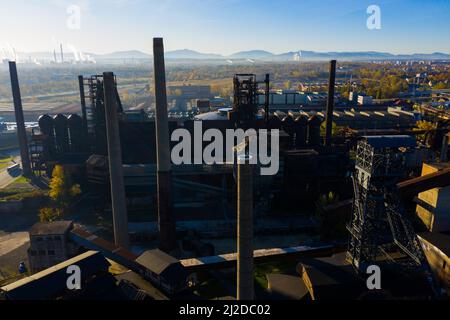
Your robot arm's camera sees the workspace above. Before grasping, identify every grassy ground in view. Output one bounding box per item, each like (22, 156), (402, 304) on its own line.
(0, 155), (13, 170)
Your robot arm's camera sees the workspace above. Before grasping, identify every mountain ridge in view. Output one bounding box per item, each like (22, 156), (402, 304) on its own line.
(11, 49), (450, 62)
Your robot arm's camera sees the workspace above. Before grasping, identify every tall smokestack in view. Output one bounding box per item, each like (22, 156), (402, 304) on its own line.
(441, 134), (449, 162)
(60, 44), (64, 63)
(237, 155), (254, 300)
(103, 72), (130, 249)
(324, 60), (337, 147)
(78, 75), (88, 144)
(264, 74), (270, 122)
(153, 37), (176, 252)
(53, 49), (57, 63)
(8, 61), (32, 177)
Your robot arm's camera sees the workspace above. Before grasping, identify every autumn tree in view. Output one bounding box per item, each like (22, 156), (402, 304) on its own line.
(39, 165), (81, 222)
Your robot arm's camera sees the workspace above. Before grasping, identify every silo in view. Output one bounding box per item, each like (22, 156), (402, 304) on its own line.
(295, 115), (308, 148)
(281, 114), (296, 147)
(38, 114), (55, 159)
(267, 114), (282, 130)
(53, 114), (69, 154)
(307, 115), (321, 148)
(68, 114), (83, 153)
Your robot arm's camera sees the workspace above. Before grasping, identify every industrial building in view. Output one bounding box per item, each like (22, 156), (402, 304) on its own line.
(2, 40), (450, 302)
(27, 221), (80, 273)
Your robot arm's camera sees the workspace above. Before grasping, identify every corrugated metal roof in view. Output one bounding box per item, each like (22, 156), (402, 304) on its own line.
(418, 232), (450, 257)
(363, 135), (416, 149)
(1, 251), (110, 300)
(135, 250), (187, 282)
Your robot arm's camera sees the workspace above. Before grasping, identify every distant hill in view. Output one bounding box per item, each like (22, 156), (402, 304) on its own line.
(14, 49), (450, 63)
(228, 50), (274, 59)
(164, 49), (222, 60)
(94, 50), (151, 60)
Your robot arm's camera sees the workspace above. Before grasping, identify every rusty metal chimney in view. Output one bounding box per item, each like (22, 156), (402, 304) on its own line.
(153, 38), (177, 252)
(441, 134), (449, 162)
(78, 75), (88, 145)
(8, 61), (32, 177)
(103, 72), (130, 249)
(237, 155), (254, 300)
(324, 60), (337, 147)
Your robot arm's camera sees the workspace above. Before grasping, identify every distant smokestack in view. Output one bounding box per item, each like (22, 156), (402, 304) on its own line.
(8, 61), (32, 177)
(324, 60), (337, 147)
(237, 155), (254, 300)
(153, 38), (177, 252)
(78, 75), (88, 144)
(60, 44), (64, 63)
(103, 72), (130, 249)
(53, 49), (57, 63)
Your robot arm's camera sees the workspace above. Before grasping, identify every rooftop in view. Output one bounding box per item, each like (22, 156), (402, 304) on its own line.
(29, 221), (73, 236)
(418, 231), (450, 256)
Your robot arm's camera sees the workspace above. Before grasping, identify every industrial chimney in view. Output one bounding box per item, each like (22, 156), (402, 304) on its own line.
(237, 155), (254, 300)
(103, 72), (130, 249)
(8, 61), (32, 177)
(153, 38), (177, 252)
(77, 75), (89, 144)
(60, 44), (64, 63)
(324, 60), (337, 147)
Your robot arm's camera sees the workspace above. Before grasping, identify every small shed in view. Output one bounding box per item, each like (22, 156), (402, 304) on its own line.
(135, 249), (188, 294)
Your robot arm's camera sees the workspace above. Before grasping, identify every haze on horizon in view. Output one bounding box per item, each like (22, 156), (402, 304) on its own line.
(0, 0), (449, 56)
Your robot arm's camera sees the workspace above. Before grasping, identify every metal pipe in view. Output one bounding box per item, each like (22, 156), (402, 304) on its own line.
(237, 155), (254, 300)
(103, 72), (130, 249)
(324, 60), (337, 146)
(441, 134), (449, 162)
(8, 61), (32, 176)
(153, 38), (177, 252)
(78, 75), (88, 146)
(264, 74), (270, 123)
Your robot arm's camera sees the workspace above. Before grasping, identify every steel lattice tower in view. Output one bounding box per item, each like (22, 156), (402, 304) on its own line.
(346, 136), (435, 285)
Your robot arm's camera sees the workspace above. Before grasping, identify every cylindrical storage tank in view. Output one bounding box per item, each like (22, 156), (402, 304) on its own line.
(38, 114), (55, 159)
(53, 114), (69, 154)
(281, 114), (296, 147)
(68, 114), (83, 153)
(295, 115), (308, 148)
(38, 114), (54, 136)
(267, 114), (282, 130)
(307, 115), (321, 148)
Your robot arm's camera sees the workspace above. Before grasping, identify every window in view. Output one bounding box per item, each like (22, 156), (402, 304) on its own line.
(36, 237), (43, 242)
(30, 250), (36, 256)
(48, 250), (55, 256)
(38, 250), (46, 256)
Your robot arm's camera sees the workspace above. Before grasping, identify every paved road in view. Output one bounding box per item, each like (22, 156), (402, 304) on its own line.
(0, 154), (21, 189)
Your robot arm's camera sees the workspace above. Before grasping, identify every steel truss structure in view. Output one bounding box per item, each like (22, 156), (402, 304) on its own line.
(347, 136), (436, 289)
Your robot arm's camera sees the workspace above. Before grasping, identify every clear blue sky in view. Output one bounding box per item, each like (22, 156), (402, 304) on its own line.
(0, 0), (449, 55)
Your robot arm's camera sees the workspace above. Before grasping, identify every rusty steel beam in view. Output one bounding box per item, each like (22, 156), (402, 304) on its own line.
(397, 166), (450, 199)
